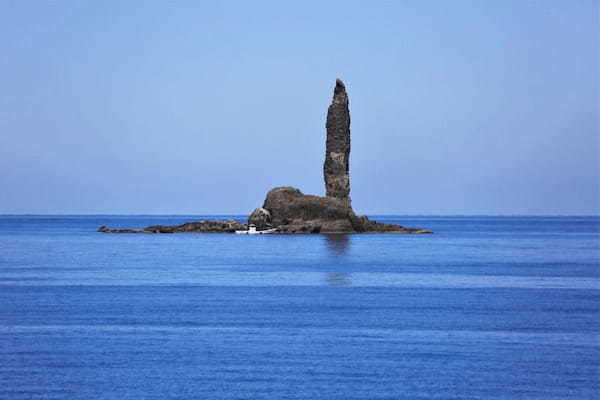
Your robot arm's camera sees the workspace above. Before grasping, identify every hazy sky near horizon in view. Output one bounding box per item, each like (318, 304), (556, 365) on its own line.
(1, 0), (598, 215)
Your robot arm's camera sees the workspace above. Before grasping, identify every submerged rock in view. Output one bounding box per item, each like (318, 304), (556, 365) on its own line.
(98, 225), (138, 233)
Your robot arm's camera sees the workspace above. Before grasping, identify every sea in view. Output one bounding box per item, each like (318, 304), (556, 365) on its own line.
(0, 215), (598, 400)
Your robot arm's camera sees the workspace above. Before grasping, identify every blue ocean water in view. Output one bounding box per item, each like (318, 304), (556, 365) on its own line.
(0, 215), (598, 399)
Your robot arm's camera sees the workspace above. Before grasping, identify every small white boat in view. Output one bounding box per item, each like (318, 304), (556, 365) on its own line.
(235, 224), (277, 235)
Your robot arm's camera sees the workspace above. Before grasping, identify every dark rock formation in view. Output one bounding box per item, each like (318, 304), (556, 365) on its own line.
(143, 220), (246, 233)
(254, 186), (430, 234)
(99, 79), (431, 235)
(98, 225), (138, 233)
(263, 187), (349, 226)
(355, 215), (431, 234)
(248, 207), (272, 230)
(243, 80), (430, 234)
(261, 186), (354, 233)
(99, 220), (246, 234)
(324, 79), (351, 208)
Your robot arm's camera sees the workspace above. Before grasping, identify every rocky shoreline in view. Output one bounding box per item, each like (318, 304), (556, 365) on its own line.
(98, 220), (246, 234)
(97, 217), (431, 234)
(99, 79), (431, 235)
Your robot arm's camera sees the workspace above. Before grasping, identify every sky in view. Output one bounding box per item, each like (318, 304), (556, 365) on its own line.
(0, 0), (598, 215)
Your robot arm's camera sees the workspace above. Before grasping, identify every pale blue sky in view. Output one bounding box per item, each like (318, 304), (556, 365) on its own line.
(1, 0), (598, 215)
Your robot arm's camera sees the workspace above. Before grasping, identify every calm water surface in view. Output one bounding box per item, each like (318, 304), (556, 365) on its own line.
(0, 216), (598, 399)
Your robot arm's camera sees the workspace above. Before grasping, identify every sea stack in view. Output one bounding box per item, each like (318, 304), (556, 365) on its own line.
(98, 79), (431, 234)
(324, 79), (352, 208)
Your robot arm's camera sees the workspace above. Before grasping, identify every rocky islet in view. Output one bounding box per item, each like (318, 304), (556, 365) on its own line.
(99, 80), (430, 234)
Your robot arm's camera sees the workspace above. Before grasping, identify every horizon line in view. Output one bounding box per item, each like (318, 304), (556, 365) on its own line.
(1, 213), (599, 217)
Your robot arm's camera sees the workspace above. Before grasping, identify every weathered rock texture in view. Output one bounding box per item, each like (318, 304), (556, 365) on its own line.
(324, 79), (351, 208)
(261, 187), (353, 233)
(245, 79), (430, 234)
(255, 186), (429, 234)
(98, 79), (431, 234)
(248, 207), (272, 230)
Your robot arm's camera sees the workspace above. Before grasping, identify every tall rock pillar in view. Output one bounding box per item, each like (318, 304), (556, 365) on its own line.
(324, 78), (351, 208)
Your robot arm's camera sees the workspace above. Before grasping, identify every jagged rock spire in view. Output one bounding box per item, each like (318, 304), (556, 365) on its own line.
(324, 78), (351, 208)
(99, 79), (431, 235)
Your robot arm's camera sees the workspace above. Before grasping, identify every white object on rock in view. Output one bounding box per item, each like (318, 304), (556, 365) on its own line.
(235, 224), (277, 235)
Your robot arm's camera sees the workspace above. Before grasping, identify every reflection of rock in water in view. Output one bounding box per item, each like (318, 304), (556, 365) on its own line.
(324, 234), (350, 255)
(324, 234), (351, 285)
(326, 271), (352, 286)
